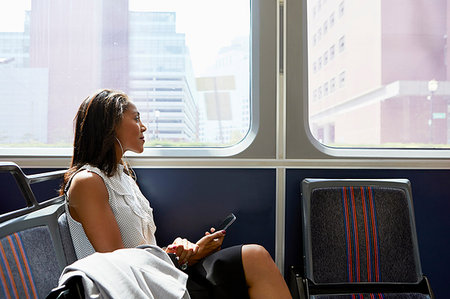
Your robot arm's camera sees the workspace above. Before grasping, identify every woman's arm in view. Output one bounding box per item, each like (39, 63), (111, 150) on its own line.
(68, 170), (124, 252)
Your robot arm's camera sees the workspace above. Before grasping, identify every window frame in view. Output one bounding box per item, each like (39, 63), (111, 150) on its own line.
(0, 0), (279, 160)
(285, 0), (450, 159)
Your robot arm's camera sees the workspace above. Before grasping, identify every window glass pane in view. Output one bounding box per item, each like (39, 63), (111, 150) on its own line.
(0, 0), (250, 150)
(307, 0), (450, 148)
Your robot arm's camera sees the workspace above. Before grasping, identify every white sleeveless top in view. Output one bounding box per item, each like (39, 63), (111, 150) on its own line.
(65, 164), (157, 260)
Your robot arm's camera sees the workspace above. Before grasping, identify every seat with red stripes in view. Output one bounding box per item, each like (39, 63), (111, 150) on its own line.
(290, 178), (434, 299)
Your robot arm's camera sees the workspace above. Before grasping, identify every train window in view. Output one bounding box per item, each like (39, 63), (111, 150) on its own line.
(0, 0), (251, 156)
(307, 0), (450, 149)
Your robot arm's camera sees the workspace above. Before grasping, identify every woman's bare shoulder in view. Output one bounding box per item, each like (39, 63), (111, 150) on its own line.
(68, 170), (108, 204)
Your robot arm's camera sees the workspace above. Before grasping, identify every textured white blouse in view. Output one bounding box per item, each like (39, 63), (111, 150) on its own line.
(65, 164), (157, 260)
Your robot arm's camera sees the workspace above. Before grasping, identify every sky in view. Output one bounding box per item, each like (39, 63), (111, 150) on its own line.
(129, 0), (250, 75)
(0, 0), (31, 32)
(0, 0), (250, 75)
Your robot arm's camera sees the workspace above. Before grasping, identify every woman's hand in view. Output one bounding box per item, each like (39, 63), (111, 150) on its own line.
(165, 238), (199, 266)
(188, 229), (226, 265)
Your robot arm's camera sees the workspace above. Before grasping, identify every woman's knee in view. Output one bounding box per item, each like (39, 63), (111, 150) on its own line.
(242, 244), (273, 265)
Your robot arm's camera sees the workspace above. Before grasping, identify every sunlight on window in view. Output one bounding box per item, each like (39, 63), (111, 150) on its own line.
(0, 0), (250, 149)
(307, 0), (450, 149)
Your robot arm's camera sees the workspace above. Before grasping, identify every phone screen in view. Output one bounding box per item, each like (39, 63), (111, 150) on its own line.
(216, 213), (236, 231)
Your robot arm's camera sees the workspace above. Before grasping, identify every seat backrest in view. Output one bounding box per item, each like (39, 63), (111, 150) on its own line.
(0, 162), (76, 298)
(0, 199), (74, 298)
(57, 213), (77, 266)
(301, 179), (423, 286)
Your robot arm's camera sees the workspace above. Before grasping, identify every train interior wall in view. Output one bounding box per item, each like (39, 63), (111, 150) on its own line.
(1, 167), (449, 298)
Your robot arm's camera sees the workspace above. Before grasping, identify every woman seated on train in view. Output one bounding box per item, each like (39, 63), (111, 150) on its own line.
(59, 89), (292, 299)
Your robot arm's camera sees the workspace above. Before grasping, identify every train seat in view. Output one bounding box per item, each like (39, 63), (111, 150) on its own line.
(0, 162), (74, 298)
(57, 213), (78, 266)
(0, 162), (186, 299)
(290, 178), (434, 299)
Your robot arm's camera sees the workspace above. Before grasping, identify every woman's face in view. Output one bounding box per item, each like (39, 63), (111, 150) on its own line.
(115, 101), (147, 155)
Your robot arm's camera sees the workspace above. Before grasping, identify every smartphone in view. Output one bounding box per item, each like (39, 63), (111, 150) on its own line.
(216, 213), (236, 231)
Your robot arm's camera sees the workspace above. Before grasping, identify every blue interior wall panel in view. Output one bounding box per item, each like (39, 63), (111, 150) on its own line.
(135, 168), (277, 257)
(0, 172), (26, 214)
(2, 167), (277, 257)
(0, 168), (63, 214)
(1, 166), (448, 297)
(285, 169), (450, 299)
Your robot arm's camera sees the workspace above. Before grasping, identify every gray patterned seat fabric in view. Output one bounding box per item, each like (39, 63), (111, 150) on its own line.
(0, 201), (78, 299)
(309, 186), (418, 284)
(296, 179), (433, 299)
(0, 226), (62, 298)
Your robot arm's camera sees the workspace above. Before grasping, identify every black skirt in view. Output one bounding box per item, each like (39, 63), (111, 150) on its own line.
(185, 245), (249, 299)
